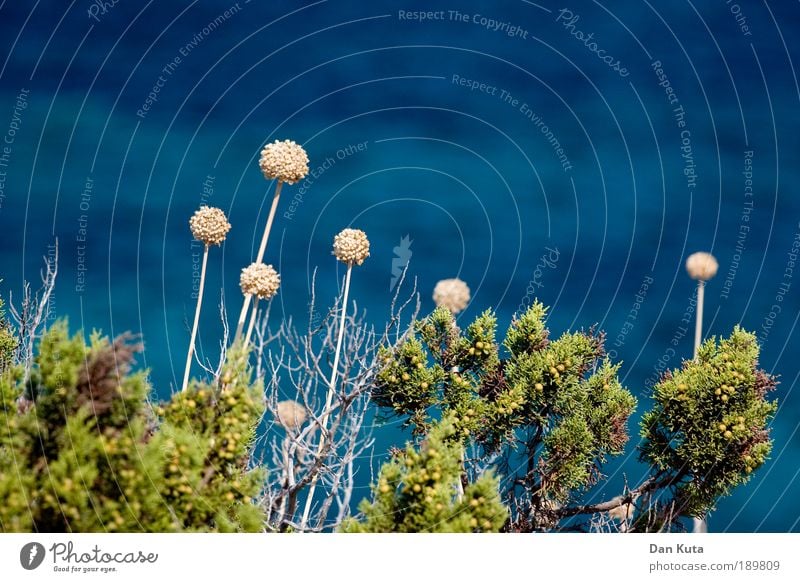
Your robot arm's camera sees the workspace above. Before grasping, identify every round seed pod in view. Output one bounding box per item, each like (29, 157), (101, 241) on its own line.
(239, 263), (281, 299)
(189, 206), (231, 246)
(258, 139), (309, 184)
(432, 278), (470, 314)
(686, 252), (718, 281)
(275, 400), (307, 430)
(332, 228), (370, 266)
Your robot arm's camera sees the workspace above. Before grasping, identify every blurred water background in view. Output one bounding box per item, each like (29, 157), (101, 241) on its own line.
(1, 0), (799, 531)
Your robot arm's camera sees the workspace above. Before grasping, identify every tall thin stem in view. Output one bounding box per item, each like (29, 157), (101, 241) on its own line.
(182, 245), (209, 392)
(234, 180), (283, 341)
(244, 297), (260, 347)
(692, 280), (707, 533)
(693, 281), (705, 358)
(299, 265), (352, 530)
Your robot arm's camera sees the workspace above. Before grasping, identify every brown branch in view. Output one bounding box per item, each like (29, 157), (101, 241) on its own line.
(557, 471), (681, 518)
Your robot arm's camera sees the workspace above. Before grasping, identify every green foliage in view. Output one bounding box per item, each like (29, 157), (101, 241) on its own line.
(0, 295), (16, 372)
(0, 322), (265, 532)
(504, 311), (636, 503)
(372, 302), (637, 524)
(639, 327), (777, 517)
(157, 343), (266, 532)
(0, 303), (780, 533)
(341, 416), (508, 532)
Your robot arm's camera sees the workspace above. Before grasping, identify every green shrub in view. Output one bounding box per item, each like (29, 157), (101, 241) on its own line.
(369, 303), (636, 529)
(0, 321), (265, 532)
(365, 304), (776, 531)
(639, 327), (777, 520)
(341, 416), (507, 532)
(0, 296), (15, 373)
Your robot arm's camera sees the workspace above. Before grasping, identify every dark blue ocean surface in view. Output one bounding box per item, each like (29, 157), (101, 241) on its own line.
(1, 0), (798, 531)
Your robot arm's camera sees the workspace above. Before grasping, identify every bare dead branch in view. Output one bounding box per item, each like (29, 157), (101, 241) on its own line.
(9, 240), (58, 377)
(253, 270), (419, 532)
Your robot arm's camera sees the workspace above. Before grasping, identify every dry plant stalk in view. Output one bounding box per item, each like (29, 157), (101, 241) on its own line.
(685, 250), (718, 533)
(298, 228), (370, 529)
(183, 206), (230, 392)
(234, 139), (309, 342)
(9, 240), (58, 376)
(252, 267), (417, 531)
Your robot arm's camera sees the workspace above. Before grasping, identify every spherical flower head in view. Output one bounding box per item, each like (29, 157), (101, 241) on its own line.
(239, 263), (281, 299)
(332, 228), (370, 266)
(258, 139), (309, 184)
(189, 206), (231, 246)
(686, 252), (718, 281)
(607, 503), (633, 522)
(433, 278), (470, 314)
(276, 400), (307, 431)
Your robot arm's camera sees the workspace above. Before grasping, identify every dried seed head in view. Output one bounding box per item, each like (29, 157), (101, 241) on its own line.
(239, 263), (281, 299)
(686, 252), (718, 281)
(275, 400), (307, 430)
(607, 503), (634, 523)
(258, 139), (309, 184)
(433, 278), (471, 314)
(189, 206), (231, 246)
(332, 228), (370, 266)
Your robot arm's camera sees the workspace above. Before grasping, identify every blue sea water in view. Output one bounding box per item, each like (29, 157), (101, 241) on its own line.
(0, 0), (798, 531)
